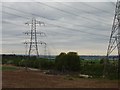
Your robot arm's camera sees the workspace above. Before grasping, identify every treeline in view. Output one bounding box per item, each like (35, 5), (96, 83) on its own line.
(2, 53), (119, 79)
(2, 54), (54, 70)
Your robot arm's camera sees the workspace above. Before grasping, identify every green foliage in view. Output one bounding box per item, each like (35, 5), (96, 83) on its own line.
(39, 59), (54, 70)
(18, 58), (55, 70)
(55, 52), (80, 72)
(1, 66), (18, 71)
(100, 58), (109, 64)
(55, 52), (67, 71)
(80, 59), (118, 79)
(105, 63), (118, 79)
(2, 55), (55, 70)
(100, 58), (104, 64)
(81, 63), (104, 78)
(2, 54), (118, 79)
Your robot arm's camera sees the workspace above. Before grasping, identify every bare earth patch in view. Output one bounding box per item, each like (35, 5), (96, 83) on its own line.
(2, 67), (119, 88)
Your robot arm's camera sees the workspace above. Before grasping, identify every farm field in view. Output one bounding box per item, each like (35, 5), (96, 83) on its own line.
(2, 65), (119, 88)
(1, 65), (18, 71)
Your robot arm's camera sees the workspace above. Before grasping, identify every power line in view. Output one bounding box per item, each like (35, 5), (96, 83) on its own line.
(35, 2), (111, 26)
(2, 17), (109, 47)
(81, 2), (114, 16)
(2, 5), (109, 38)
(3, 12), (109, 38)
(47, 23), (109, 38)
(2, 20), (24, 27)
(3, 5), (111, 32)
(2, 5), (42, 19)
(4, 6), (109, 34)
(2, 20), (79, 37)
(57, 2), (110, 23)
(2, 11), (29, 19)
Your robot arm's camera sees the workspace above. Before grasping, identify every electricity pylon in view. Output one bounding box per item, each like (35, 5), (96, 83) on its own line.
(105, 0), (120, 78)
(25, 18), (45, 57)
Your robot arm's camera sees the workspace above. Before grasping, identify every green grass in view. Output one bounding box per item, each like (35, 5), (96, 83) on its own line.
(81, 60), (100, 64)
(0, 65), (18, 71)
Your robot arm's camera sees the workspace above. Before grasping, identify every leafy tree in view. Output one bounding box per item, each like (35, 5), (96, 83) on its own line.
(55, 52), (67, 71)
(55, 52), (80, 72)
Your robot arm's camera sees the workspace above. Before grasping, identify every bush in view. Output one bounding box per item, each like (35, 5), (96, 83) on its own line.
(55, 52), (80, 72)
(81, 63), (104, 77)
(39, 59), (55, 70)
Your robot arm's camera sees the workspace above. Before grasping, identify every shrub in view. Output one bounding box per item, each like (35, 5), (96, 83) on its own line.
(55, 52), (80, 72)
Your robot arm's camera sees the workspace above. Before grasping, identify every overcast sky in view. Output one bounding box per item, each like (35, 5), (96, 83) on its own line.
(1, 1), (118, 55)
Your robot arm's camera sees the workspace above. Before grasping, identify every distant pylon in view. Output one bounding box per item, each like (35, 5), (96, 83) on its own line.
(105, 0), (120, 77)
(24, 41), (28, 56)
(25, 18), (45, 57)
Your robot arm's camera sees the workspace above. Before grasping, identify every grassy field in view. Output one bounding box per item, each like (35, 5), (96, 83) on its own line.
(0, 65), (18, 71)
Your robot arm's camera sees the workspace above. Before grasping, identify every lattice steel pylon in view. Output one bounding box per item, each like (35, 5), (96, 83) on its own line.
(25, 18), (45, 57)
(105, 0), (120, 78)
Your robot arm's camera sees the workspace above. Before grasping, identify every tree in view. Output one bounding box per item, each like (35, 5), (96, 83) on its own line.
(66, 52), (80, 71)
(55, 52), (80, 72)
(55, 52), (67, 71)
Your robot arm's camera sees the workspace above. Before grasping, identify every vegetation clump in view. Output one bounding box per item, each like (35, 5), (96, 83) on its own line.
(2, 53), (118, 79)
(55, 52), (80, 72)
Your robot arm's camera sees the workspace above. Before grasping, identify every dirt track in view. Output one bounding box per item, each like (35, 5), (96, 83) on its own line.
(2, 68), (119, 88)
